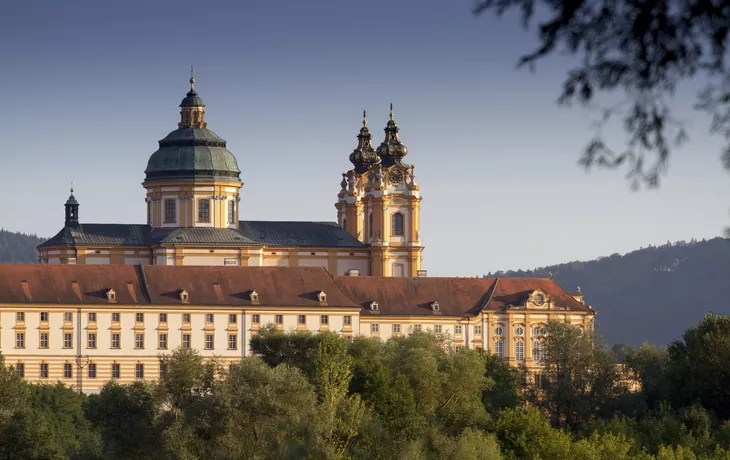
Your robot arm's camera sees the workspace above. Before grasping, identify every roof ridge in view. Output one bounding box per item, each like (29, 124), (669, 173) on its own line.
(480, 278), (499, 313)
(547, 277), (593, 312)
(323, 267), (362, 308)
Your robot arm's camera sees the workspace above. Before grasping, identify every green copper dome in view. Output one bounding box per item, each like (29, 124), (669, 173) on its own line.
(144, 128), (241, 183)
(180, 88), (205, 107)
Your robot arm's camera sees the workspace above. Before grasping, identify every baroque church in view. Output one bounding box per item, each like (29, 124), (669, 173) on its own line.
(39, 77), (423, 277)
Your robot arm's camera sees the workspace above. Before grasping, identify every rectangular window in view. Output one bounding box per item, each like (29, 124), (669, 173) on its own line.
(344, 315), (352, 326)
(88, 363), (97, 379)
(88, 312), (97, 322)
(159, 333), (168, 349)
(229, 314), (237, 324)
(205, 313), (214, 323)
(165, 199), (176, 223)
(475, 326), (483, 336)
(198, 199), (210, 222)
(393, 324), (401, 333)
(16, 363), (24, 378)
(275, 314), (283, 325)
(16, 312), (24, 322)
(371, 323), (379, 333)
(252, 314), (260, 324)
(64, 363), (72, 379)
(434, 325), (442, 333)
(136, 313), (144, 323)
(64, 312), (73, 322)
(40, 311), (49, 322)
(16, 333), (25, 348)
(414, 324), (422, 332)
(160, 363), (167, 379)
(88, 333), (97, 349)
(135, 363), (144, 379)
(205, 334), (214, 350)
(111, 363), (120, 379)
(112, 312), (120, 322)
(320, 315), (329, 325)
(111, 333), (120, 349)
(64, 333), (73, 349)
(228, 334), (237, 350)
(40, 363), (49, 378)
(182, 313), (191, 323)
(40, 333), (49, 349)
(135, 333), (144, 349)
(159, 313), (167, 323)
(298, 315), (306, 325)
(228, 200), (235, 224)
(182, 334), (191, 349)
(455, 325), (463, 335)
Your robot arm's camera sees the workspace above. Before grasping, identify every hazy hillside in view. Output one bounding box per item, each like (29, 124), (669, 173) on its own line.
(487, 237), (730, 346)
(0, 228), (44, 263)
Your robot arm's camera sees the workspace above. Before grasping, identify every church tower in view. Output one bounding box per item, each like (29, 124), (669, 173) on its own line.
(336, 106), (424, 277)
(143, 75), (242, 229)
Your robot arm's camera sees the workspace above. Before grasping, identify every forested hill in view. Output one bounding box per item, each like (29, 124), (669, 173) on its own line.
(0, 229), (44, 263)
(486, 237), (730, 347)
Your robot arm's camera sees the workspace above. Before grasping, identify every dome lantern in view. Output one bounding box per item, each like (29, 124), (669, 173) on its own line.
(376, 103), (408, 168)
(349, 110), (380, 174)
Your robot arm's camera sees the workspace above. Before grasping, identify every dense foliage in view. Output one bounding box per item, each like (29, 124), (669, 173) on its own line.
(3, 315), (730, 458)
(0, 228), (44, 263)
(487, 237), (730, 345)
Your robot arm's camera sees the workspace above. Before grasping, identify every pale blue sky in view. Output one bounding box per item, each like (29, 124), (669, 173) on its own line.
(1, 0), (728, 276)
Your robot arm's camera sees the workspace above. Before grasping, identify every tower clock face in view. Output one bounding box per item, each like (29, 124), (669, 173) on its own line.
(389, 169), (404, 185)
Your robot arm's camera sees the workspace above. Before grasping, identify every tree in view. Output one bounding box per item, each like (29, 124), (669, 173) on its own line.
(625, 342), (670, 409)
(473, 0), (730, 190)
(667, 313), (730, 419)
(537, 321), (623, 428)
(482, 353), (523, 412)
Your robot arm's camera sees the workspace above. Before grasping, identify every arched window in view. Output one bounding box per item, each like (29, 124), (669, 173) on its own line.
(343, 217), (347, 229)
(533, 341), (546, 362)
(193, 111), (198, 123)
(392, 212), (404, 236)
(184, 111), (190, 124)
(515, 340), (525, 361)
(495, 339), (503, 359)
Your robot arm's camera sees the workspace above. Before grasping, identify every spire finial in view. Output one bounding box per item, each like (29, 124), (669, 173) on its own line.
(363, 110), (367, 127)
(70, 181), (74, 194)
(389, 103), (394, 120)
(189, 65), (195, 89)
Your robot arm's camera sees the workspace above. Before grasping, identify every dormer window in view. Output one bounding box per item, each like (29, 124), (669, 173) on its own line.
(533, 293), (545, 306)
(317, 291), (327, 303)
(431, 301), (440, 312)
(370, 301), (379, 311)
(249, 290), (259, 303)
(106, 289), (116, 302)
(180, 290), (189, 302)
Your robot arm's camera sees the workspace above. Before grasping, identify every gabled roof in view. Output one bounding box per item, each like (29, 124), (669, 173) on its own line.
(39, 221), (366, 249)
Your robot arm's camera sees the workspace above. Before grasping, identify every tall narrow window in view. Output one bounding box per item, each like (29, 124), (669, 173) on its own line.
(159, 313), (167, 323)
(193, 111), (198, 123)
(298, 315), (306, 326)
(111, 333), (120, 349)
(515, 340), (525, 361)
(16, 312), (24, 322)
(252, 314), (260, 324)
(229, 314), (237, 324)
(88, 312), (97, 322)
(64, 333), (73, 349)
(136, 313), (144, 323)
(198, 199), (210, 222)
(228, 200), (235, 224)
(40, 333), (49, 349)
(112, 312), (120, 322)
(228, 334), (237, 350)
(369, 212), (373, 238)
(135, 333), (144, 349)
(392, 212), (404, 236)
(182, 334), (191, 349)
(147, 201), (151, 224)
(40, 312), (49, 322)
(64, 312), (73, 322)
(40, 363), (49, 378)
(88, 363), (97, 378)
(88, 333), (97, 349)
(16, 333), (24, 348)
(184, 111), (190, 125)
(205, 334), (214, 350)
(205, 313), (214, 323)
(135, 363), (144, 379)
(344, 316), (352, 326)
(164, 199), (176, 223)
(320, 315), (329, 325)
(275, 315), (283, 325)
(160, 363), (168, 379)
(64, 363), (72, 379)
(16, 363), (24, 378)
(159, 334), (168, 349)
(495, 340), (504, 359)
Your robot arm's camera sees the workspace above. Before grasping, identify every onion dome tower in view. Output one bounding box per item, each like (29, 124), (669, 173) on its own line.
(143, 74), (242, 229)
(376, 104), (408, 168)
(349, 111), (380, 174)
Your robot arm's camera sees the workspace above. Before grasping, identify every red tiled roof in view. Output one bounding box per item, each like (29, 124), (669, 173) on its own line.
(0, 265), (146, 305)
(484, 278), (592, 312)
(335, 277), (497, 316)
(140, 266), (359, 308)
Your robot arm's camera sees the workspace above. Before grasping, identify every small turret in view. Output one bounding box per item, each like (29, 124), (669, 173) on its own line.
(349, 111), (380, 174)
(64, 187), (79, 228)
(376, 103), (408, 167)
